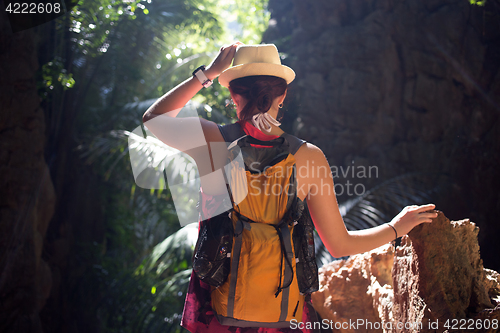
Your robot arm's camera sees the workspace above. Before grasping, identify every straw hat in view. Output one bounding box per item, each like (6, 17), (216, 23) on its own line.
(218, 44), (295, 88)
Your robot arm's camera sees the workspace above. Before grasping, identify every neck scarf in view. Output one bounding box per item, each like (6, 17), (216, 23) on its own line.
(251, 112), (281, 134)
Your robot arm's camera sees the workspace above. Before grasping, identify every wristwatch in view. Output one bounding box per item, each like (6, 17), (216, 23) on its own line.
(192, 65), (213, 88)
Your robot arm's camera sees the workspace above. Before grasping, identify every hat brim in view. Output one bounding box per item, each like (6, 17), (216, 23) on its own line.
(218, 63), (295, 88)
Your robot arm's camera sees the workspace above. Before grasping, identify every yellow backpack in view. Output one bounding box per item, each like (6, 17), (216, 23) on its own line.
(192, 123), (318, 328)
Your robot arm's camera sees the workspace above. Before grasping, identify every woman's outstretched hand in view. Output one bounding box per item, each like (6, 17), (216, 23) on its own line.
(205, 42), (244, 80)
(390, 204), (438, 237)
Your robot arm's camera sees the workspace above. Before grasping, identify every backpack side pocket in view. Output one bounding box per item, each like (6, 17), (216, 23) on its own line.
(293, 201), (319, 294)
(192, 211), (234, 288)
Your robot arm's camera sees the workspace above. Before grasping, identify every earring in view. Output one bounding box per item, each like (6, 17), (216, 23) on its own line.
(278, 103), (283, 108)
(277, 108), (285, 122)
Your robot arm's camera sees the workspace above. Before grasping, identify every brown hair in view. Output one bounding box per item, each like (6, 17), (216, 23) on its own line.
(228, 75), (287, 121)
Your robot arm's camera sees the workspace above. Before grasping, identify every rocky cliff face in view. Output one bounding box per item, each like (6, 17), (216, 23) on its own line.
(311, 212), (500, 332)
(0, 11), (56, 332)
(0, 10), (104, 333)
(264, 0), (500, 271)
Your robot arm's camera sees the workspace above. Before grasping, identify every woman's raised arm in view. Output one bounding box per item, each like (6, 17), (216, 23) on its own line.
(143, 42), (241, 122)
(141, 43), (242, 195)
(141, 42), (242, 154)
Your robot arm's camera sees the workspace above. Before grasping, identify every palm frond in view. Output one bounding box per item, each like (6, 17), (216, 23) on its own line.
(139, 223), (198, 275)
(98, 224), (196, 333)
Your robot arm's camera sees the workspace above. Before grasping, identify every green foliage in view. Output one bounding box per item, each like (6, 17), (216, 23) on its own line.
(220, 0), (270, 44)
(80, 125), (196, 331)
(98, 225), (195, 333)
(470, 0), (487, 5)
(36, 0), (281, 331)
(37, 57), (76, 105)
(40, 58), (76, 91)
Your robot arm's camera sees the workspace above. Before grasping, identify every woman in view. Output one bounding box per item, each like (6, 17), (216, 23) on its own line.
(142, 42), (437, 332)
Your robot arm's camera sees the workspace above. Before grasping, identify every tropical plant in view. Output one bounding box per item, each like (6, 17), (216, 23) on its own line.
(65, 1), (274, 331)
(97, 224), (196, 333)
(35, 1), (228, 331)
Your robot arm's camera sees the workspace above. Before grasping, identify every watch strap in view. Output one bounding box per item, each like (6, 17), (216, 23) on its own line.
(193, 65), (212, 88)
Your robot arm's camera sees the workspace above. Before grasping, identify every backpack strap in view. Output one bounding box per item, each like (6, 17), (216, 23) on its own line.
(218, 123), (246, 145)
(281, 133), (306, 155)
(218, 123), (306, 155)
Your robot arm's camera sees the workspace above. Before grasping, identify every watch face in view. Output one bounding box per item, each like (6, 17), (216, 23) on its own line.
(193, 65), (206, 76)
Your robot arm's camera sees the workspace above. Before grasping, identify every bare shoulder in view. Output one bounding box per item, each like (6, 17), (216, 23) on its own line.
(199, 118), (224, 142)
(293, 142), (331, 200)
(295, 142), (328, 165)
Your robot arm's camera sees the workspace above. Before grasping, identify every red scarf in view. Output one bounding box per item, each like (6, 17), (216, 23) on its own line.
(238, 120), (280, 147)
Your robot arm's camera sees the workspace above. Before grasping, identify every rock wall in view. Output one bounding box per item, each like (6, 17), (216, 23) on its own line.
(311, 212), (500, 332)
(0, 11), (56, 333)
(264, 0), (500, 271)
(0, 10), (105, 333)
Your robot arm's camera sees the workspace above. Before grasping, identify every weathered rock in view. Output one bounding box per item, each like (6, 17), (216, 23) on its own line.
(311, 212), (500, 333)
(393, 211), (497, 332)
(472, 305), (500, 333)
(312, 244), (395, 333)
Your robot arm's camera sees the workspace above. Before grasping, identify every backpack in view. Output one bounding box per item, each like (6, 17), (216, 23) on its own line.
(192, 122), (318, 328)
